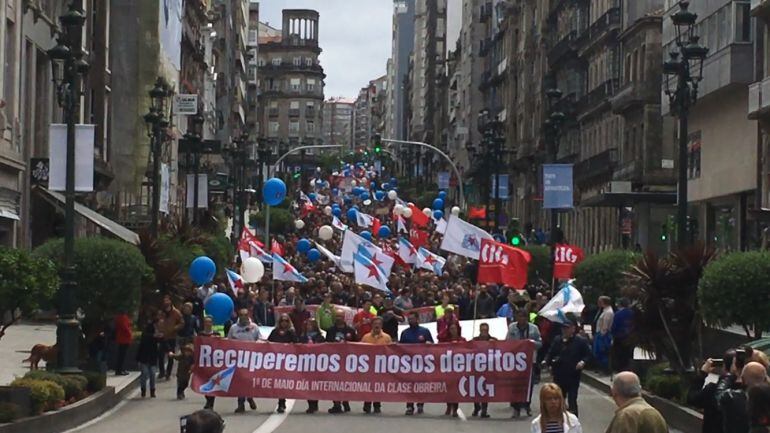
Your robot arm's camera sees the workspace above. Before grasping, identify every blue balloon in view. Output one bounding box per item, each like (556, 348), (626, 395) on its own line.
(375, 191), (386, 201)
(361, 192), (370, 201)
(331, 188), (339, 196)
(344, 196), (353, 205)
(433, 198), (444, 210)
(390, 177), (397, 185)
(360, 230), (372, 241)
(382, 183), (390, 190)
(352, 205), (359, 211)
(297, 238), (311, 253)
(204, 293), (234, 325)
(347, 208), (358, 221)
(433, 210), (444, 220)
(332, 207), (342, 217)
(315, 179), (324, 186)
(370, 182), (377, 189)
(378, 226), (391, 238)
(307, 248), (321, 262)
(263, 178), (287, 206)
(308, 192), (317, 201)
(189, 256), (216, 285)
(438, 191), (447, 200)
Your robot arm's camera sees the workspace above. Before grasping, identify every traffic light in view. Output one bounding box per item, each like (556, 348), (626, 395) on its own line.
(660, 223), (668, 241)
(511, 233), (524, 246)
(374, 145), (381, 154)
(373, 134), (382, 154)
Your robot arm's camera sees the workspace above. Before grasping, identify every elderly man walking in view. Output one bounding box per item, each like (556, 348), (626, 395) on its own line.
(605, 372), (668, 433)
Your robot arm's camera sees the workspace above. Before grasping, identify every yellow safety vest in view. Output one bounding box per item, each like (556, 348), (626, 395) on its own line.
(435, 304), (457, 319)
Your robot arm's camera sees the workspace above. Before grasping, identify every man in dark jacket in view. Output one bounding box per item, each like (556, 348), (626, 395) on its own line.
(688, 351), (735, 433)
(717, 360), (768, 433)
(545, 317), (591, 416)
(253, 289), (275, 326)
(325, 312), (356, 414)
(472, 285), (496, 319)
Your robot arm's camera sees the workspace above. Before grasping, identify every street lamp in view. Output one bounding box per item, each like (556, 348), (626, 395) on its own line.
(224, 133), (250, 247)
(544, 84), (567, 245)
(184, 113), (205, 224)
(478, 109), (505, 230)
(47, 1), (87, 373)
(144, 77), (172, 238)
(663, 0), (708, 248)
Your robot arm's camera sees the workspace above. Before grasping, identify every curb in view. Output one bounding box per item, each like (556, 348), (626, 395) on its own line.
(0, 374), (139, 433)
(583, 371), (703, 433)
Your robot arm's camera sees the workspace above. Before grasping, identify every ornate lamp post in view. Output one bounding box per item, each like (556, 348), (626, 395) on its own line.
(478, 109), (505, 230)
(544, 85), (567, 244)
(183, 113), (205, 225)
(663, 0), (708, 248)
(144, 78), (172, 238)
(47, 2), (88, 373)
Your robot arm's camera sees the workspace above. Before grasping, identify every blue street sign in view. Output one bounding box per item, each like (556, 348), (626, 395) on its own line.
(491, 174), (509, 200)
(543, 164), (574, 209)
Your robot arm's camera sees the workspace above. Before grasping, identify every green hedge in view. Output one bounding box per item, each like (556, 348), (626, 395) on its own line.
(0, 402), (21, 423)
(24, 371), (87, 401)
(699, 251), (770, 339)
(645, 363), (688, 404)
(82, 371), (106, 393)
(0, 247), (59, 324)
(10, 378), (64, 414)
(521, 245), (553, 284)
(33, 237), (151, 325)
(574, 250), (639, 306)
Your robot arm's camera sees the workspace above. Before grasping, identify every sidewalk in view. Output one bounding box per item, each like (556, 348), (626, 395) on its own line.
(0, 321), (137, 394)
(0, 322), (56, 385)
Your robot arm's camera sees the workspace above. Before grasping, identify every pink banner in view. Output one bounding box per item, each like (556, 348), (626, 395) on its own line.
(192, 338), (535, 402)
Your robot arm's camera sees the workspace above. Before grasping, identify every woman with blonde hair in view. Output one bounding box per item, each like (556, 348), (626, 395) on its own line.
(531, 383), (582, 433)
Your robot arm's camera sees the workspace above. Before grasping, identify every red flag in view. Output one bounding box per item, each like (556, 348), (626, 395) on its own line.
(553, 244), (585, 280)
(409, 204), (430, 227)
(477, 239), (531, 290)
(410, 228), (429, 249)
(382, 242), (407, 267)
(468, 206), (486, 220)
(372, 218), (382, 237)
(271, 239), (284, 256)
(241, 227), (264, 248)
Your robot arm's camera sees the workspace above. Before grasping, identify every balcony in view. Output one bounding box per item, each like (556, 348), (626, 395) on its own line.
(479, 2), (492, 23)
(548, 31), (576, 66)
(590, 7), (620, 40)
(574, 148), (618, 183)
(752, 0), (770, 19)
(610, 80), (660, 114)
(288, 108), (301, 118)
(268, 107), (279, 117)
(479, 37), (492, 56)
(576, 79), (619, 117)
(479, 70), (492, 90)
(259, 62), (325, 76)
(748, 76), (770, 119)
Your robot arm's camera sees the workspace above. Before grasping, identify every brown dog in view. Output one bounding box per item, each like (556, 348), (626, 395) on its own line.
(22, 344), (57, 370)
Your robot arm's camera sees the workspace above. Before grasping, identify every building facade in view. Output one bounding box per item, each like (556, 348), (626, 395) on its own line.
(257, 9), (326, 167)
(322, 97), (354, 151)
(385, 0), (415, 142)
(750, 0), (770, 248)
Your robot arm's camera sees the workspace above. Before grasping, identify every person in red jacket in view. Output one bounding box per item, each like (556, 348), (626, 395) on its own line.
(353, 300), (376, 340)
(114, 310), (133, 376)
(440, 322), (466, 417)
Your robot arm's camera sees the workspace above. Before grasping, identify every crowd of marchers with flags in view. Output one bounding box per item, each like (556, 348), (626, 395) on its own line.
(133, 161), (670, 433)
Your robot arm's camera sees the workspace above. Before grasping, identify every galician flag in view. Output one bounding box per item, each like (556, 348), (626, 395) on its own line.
(538, 281), (586, 324)
(315, 242), (341, 268)
(356, 211), (376, 228)
(332, 216), (348, 231)
(398, 237), (418, 264)
(416, 247), (446, 276)
(356, 243), (394, 278)
(225, 269), (244, 295)
(271, 253), (308, 283)
(199, 366), (236, 394)
(354, 252), (390, 293)
(439, 215), (494, 259)
(396, 215), (407, 234)
(340, 229), (394, 275)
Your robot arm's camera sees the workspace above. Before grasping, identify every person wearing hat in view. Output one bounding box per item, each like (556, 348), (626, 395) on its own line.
(544, 314), (591, 417)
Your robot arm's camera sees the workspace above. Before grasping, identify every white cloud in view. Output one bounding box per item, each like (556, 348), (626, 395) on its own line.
(259, 0), (393, 99)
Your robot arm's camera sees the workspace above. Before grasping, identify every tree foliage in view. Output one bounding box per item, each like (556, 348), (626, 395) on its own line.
(699, 251), (770, 339)
(624, 244), (715, 373)
(250, 207), (293, 235)
(0, 247), (59, 340)
(573, 250), (638, 306)
(33, 237), (151, 327)
(521, 245), (553, 286)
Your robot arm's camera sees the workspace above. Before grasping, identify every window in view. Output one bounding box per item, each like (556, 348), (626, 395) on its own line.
(290, 78), (301, 92)
(248, 30), (258, 45)
(293, 57), (302, 66)
(306, 121), (315, 133)
(4, 19), (16, 128)
(306, 78), (316, 92)
(268, 121), (279, 137)
(639, 45), (646, 81)
(248, 65), (257, 82)
(305, 57), (313, 66)
(290, 101), (300, 109)
(717, 7), (729, 49)
(272, 57), (282, 66)
(735, 2), (751, 43)
(289, 121), (300, 136)
(257, 58), (266, 67)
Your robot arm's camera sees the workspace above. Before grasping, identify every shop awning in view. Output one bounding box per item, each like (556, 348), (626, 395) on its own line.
(580, 192), (677, 208)
(36, 187), (139, 244)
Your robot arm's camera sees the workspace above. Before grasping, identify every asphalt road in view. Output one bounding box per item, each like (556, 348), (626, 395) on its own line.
(66, 377), (627, 433)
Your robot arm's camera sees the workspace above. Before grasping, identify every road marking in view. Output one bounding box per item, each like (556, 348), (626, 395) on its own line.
(456, 408), (467, 421)
(251, 399), (295, 433)
(61, 388), (140, 433)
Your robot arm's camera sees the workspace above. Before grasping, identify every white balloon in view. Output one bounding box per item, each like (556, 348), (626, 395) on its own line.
(241, 257), (265, 283)
(451, 206), (461, 216)
(295, 219), (305, 230)
(393, 204), (404, 216)
(388, 190), (398, 200)
(402, 207), (413, 218)
(324, 206), (332, 216)
(319, 225), (333, 241)
(422, 207), (432, 217)
(351, 180), (358, 186)
(363, 199), (372, 206)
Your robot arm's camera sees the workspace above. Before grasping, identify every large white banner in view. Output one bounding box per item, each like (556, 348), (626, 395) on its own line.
(186, 174), (208, 208)
(160, 163), (170, 214)
(48, 124), (95, 192)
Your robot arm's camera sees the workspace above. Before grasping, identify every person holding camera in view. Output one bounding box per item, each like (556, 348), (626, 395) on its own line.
(688, 350), (736, 433)
(716, 346), (769, 433)
(545, 315), (591, 417)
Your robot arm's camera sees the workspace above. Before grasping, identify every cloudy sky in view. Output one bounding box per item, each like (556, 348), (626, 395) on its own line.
(259, 1), (394, 99)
